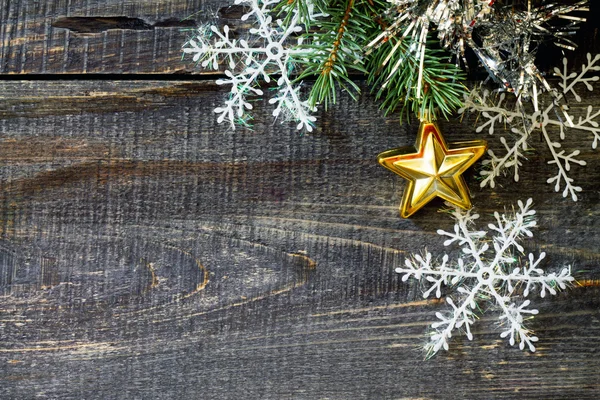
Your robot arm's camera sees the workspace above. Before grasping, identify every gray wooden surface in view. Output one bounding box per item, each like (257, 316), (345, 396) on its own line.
(0, 0), (246, 74)
(0, 80), (599, 399)
(0, 0), (600, 399)
(0, 0), (597, 74)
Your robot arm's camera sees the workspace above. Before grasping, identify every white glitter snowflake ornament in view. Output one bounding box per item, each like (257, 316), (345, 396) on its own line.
(183, 0), (317, 131)
(396, 199), (573, 356)
(459, 54), (600, 201)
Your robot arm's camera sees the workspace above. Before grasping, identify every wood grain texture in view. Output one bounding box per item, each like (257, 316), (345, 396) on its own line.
(1, 0), (600, 398)
(0, 80), (599, 399)
(0, 0), (253, 74)
(0, 0), (598, 75)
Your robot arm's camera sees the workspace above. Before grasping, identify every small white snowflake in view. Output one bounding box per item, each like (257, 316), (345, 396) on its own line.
(396, 199), (573, 356)
(459, 53), (600, 201)
(183, 0), (317, 131)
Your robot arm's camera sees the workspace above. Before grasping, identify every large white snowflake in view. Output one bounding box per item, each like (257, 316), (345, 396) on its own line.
(183, 0), (317, 131)
(396, 199), (573, 356)
(459, 53), (600, 201)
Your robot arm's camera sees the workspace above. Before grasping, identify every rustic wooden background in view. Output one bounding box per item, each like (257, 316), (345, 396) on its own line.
(1, 1), (599, 399)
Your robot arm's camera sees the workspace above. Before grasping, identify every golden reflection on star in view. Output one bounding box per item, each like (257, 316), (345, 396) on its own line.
(378, 122), (487, 218)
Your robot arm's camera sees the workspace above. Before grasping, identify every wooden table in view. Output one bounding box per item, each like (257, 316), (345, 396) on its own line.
(1, 1), (599, 398)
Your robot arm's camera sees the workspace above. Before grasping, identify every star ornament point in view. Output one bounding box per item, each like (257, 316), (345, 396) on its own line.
(378, 122), (487, 218)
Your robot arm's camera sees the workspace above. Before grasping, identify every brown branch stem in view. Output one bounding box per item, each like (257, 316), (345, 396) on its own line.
(322, 0), (355, 75)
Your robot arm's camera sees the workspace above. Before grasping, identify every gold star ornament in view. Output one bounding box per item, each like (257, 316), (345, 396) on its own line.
(378, 121), (487, 218)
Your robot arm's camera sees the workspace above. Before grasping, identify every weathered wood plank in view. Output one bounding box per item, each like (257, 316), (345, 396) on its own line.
(0, 0), (240, 74)
(0, 0), (598, 74)
(0, 80), (599, 398)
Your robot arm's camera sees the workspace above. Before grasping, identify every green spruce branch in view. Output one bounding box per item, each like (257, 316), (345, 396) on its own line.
(278, 0), (467, 120)
(367, 37), (467, 121)
(274, 0), (328, 27)
(289, 0), (386, 110)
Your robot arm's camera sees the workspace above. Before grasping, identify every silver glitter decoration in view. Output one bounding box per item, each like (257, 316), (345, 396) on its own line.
(369, 0), (589, 113)
(469, 1), (588, 113)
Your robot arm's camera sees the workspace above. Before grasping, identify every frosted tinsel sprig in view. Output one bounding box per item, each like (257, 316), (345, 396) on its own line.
(469, 0), (588, 104)
(182, 0), (317, 132)
(396, 199), (573, 356)
(372, 0), (587, 103)
(459, 54), (600, 201)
